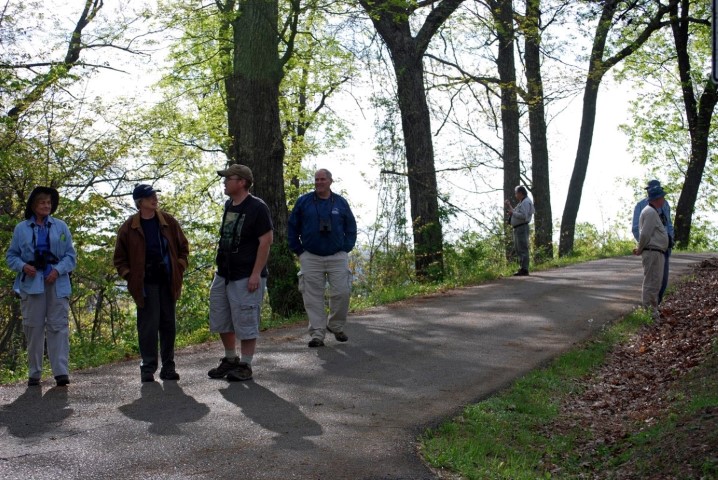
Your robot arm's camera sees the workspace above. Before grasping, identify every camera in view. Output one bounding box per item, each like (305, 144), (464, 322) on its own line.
(32, 249), (58, 270)
(319, 217), (332, 234)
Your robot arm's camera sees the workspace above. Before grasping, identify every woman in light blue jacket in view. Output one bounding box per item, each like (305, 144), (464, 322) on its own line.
(6, 186), (76, 387)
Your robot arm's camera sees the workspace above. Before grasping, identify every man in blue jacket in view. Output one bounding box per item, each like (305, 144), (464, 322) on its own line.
(288, 169), (357, 347)
(632, 179), (674, 304)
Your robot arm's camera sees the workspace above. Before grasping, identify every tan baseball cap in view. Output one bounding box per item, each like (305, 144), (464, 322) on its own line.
(217, 164), (253, 184)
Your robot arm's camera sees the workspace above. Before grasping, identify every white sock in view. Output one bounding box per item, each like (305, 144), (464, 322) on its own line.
(225, 349), (238, 360)
(241, 355), (253, 366)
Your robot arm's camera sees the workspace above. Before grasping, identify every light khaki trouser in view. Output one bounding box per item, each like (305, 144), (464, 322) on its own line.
(298, 251), (352, 340)
(20, 283), (70, 379)
(641, 250), (665, 312)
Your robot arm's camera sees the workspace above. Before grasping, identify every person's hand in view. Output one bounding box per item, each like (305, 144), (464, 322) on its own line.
(247, 273), (261, 293)
(632, 248), (640, 256)
(22, 264), (37, 277)
(45, 268), (59, 284)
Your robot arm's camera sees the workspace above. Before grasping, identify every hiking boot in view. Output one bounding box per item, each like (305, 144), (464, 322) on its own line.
(226, 362), (253, 381)
(308, 338), (325, 348)
(327, 327), (348, 342)
(208, 357), (240, 379)
(28, 377), (41, 387)
(159, 365), (180, 381)
(55, 375), (70, 387)
(141, 372), (155, 383)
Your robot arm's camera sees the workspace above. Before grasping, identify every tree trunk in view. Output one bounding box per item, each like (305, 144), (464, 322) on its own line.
(228, 0), (303, 316)
(558, 0), (676, 256)
(393, 51), (445, 280)
(670, 0), (718, 247)
(490, 0), (521, 259)
(558, 0), (617, 257)
(358, 0), (465, 280)
(523, 0), (553, 261)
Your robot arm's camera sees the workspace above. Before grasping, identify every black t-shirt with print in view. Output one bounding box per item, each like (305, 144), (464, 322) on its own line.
(216, 195), (273, 280)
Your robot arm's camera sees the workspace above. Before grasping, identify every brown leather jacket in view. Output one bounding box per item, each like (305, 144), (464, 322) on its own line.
(113, 210), (189, 308)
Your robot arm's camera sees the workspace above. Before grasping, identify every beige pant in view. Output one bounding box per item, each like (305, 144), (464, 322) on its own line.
(641, 250), (665, 311)
(298, 251), (352, 340)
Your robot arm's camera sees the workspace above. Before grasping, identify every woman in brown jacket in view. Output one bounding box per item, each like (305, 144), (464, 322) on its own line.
(113, 184), (189, 383)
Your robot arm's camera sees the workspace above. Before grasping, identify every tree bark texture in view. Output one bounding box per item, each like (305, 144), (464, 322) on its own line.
(558, 0), (678, 256)
(490, 0), (522, 259)
(358, 0), (465, 280)
(228, 0), (303, 315)
(670, 0), (718, 248)
(523, 0), (554, 261)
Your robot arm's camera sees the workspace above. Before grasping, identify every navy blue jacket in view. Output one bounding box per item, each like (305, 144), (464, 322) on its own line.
(288, 192), (357, 256)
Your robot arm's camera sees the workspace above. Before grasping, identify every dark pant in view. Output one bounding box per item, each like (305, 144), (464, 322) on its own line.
(658, 249), (671, 304)
(137, 283), (176, 373)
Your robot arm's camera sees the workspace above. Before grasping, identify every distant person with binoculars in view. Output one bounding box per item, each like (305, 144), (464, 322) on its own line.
(6, 186), (77, 387)
(113, 184), (189, 383)
(288, 169), (357, 348)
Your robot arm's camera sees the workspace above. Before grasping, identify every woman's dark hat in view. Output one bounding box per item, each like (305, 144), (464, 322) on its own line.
(24, 186), (59, 220)
(647, 185), (666, 201)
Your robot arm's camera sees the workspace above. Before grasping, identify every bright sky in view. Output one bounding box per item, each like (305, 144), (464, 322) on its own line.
(313, 80), (645, 244)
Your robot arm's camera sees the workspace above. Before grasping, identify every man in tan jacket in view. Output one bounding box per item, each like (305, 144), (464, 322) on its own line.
(633, 185), (669, 315)
(114, 184), (189, 383)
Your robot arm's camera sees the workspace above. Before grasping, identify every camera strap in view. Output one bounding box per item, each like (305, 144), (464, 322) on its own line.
(31, 220), (51, 252)
(312, 193), (334, 222)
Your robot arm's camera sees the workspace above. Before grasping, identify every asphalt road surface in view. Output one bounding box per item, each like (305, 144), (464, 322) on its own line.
(0, 253), (713, 480)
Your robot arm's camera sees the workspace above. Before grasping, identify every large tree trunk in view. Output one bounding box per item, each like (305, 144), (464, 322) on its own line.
(228, 0), (303, 316)
(558, 0), (675, 256)
(358, 0), (464, 281)
(558, 0), (616, 257)
(393, 51), (445, 280)
(670, 0), (718, 247)
(523, 0), (553, 261)
(490, 0), (521, 258)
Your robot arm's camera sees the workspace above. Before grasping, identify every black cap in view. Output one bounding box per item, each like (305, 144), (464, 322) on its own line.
(132, 184), (161, 200)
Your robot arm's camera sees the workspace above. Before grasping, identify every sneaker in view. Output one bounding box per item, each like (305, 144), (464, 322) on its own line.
(208, 357), (240, 379)
(327, 327), (348, 342)
(159, 365), (180, 381)
(141, 372), (155, 383)
(226, 362), (253, 381)
(513, 269), (529, 277)
(27, 377), (41, 387)
(308, 338), (325, 348)
(55, 375), (70, 387)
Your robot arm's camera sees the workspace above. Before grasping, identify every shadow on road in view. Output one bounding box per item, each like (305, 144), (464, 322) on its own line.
(0, 386), (73, 438)
(118, 381), (210, 435)
(220, 381), (322, 450)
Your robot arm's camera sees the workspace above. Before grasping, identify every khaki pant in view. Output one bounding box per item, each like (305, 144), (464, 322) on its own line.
(20, 283), (70, 379)
(641, 250), (665, 311)
(298, 251), (352, 340)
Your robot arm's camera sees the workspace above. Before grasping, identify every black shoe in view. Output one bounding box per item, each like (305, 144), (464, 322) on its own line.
(513, 269), (529, 276)
(308, 338), (325, 348)
(55, 375), (70, 387)
(141, 372), (155, 383)
(28, 377), (41, 387)
(226, 362), (253, 381)
(327, 327), (348, 342)
(208, 357), (240, 379)
(159, 366), (180, 381)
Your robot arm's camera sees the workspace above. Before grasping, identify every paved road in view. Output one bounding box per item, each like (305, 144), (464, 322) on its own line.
(0, 253), (713, 480)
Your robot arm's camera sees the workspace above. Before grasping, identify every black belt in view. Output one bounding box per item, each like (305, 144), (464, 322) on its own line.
(512, 223), (528, 229)
(644, 248), (665, 254)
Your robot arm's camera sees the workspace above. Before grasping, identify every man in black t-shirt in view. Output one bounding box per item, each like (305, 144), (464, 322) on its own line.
(207, 164), (273, 382)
